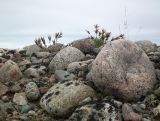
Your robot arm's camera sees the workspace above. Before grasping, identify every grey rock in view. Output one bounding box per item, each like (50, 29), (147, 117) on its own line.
(30, 57), (43, 64)
(1, 95), (9, 102)
(24, 68), (39, 78)
(136, 40), (157, 54)
(0, 60), (22, 83)
(21, 104), (32, 114)
(67, 59), (94, 75)
(23, 44), (42, 56)
(13, 92), (28, 105)
(40, 80), (97, 117)
(152, 103), (160, 117)
(48, 43), (64, 52)
(49, 46), (85, 72)
(154, 87), (160, 97)
(0, 82), (9, 98)
(68, 100), (122, 121)
(35, 52), (50, 58)
(54, 70), (76, 82)
(70, 38), (95, 55)
(0, 101), (15, 114)
(90, 39), (156, 101)
(156, 69), (160, 81)
(10, 84), (21, 93)
(25, 82), (40, 101)
(122, 103), (142, 121)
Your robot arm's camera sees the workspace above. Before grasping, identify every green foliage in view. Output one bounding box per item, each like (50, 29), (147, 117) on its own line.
(86, 24), (111, 48)
(93, 38), (106, 48)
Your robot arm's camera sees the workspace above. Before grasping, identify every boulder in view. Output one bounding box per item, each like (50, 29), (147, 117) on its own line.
(70, 38), (95, 55)
(0, 60), (23, 83)
(90, 39), (156, 101)
(68, 100), (122, 121)
(135, 40), (157, 54)
(40, 80), (97, 117)
(25, 82), (40, 101)
(23, 44), (42, 56)
(49, 46), (85, 72)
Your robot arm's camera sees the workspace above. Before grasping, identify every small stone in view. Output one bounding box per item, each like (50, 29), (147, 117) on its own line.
(24, 68), (39, 78)
(25, 82), (40, 101)
(54, 70), (76, 82)
(122, 103), (142, 121)
(154, 87), (160, 97)
(152, 103), (160, 117)
(21, 104), (32, 114)
(139, 103), (146, 110)
(113, 100), (122, 108)
(13, 93), (27, 105)
(28, 110), (37, 116)
(10, 84), (21, 93)
(0, 82), (9, 98)
(1, 95), (9, 102)
(132, 104), (144, 113)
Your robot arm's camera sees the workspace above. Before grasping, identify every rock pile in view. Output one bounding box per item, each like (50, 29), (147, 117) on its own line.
(0, 39), (160, 121)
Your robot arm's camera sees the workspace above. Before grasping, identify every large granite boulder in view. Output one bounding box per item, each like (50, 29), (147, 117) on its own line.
(0, 60), (23, 83)
(40, 80), (97, 117)
(49, 46), (85, 72)
(90, 39), (156, 101)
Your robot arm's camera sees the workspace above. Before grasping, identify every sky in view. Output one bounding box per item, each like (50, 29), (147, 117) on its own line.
(0, 0), (160, 49)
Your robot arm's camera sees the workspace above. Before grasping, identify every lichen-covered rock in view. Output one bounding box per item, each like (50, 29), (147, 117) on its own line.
(68, 100), (122, 121)
(25, 82), (40, 101)
(90, 39), (156, 101)
(136, 40), (157, 54)
(40, 80), (97, 117)
(0, 60), (22, 83)
(49, 46), (85, 72)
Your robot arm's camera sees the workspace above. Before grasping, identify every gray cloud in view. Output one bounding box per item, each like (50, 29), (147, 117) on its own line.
(0, 0), (160, 48)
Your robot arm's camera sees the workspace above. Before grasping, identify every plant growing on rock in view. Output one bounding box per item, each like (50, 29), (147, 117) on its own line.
(86, 24), (111, 47)
(35, 32), (63, 49)
(86, 24), (125, 47)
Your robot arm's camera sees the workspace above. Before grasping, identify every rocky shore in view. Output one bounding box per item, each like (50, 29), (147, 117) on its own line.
(0, 39), (160, 121)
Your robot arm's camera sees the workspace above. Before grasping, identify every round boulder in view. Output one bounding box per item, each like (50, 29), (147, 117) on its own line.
(90, 39), (156, 101)
(40, 80), (97, 117)
(49, 46), (85, 72)
(0, 60), (23, 83)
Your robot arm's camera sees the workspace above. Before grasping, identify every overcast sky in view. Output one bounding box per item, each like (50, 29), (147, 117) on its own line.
(0, 0), (160, 49)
